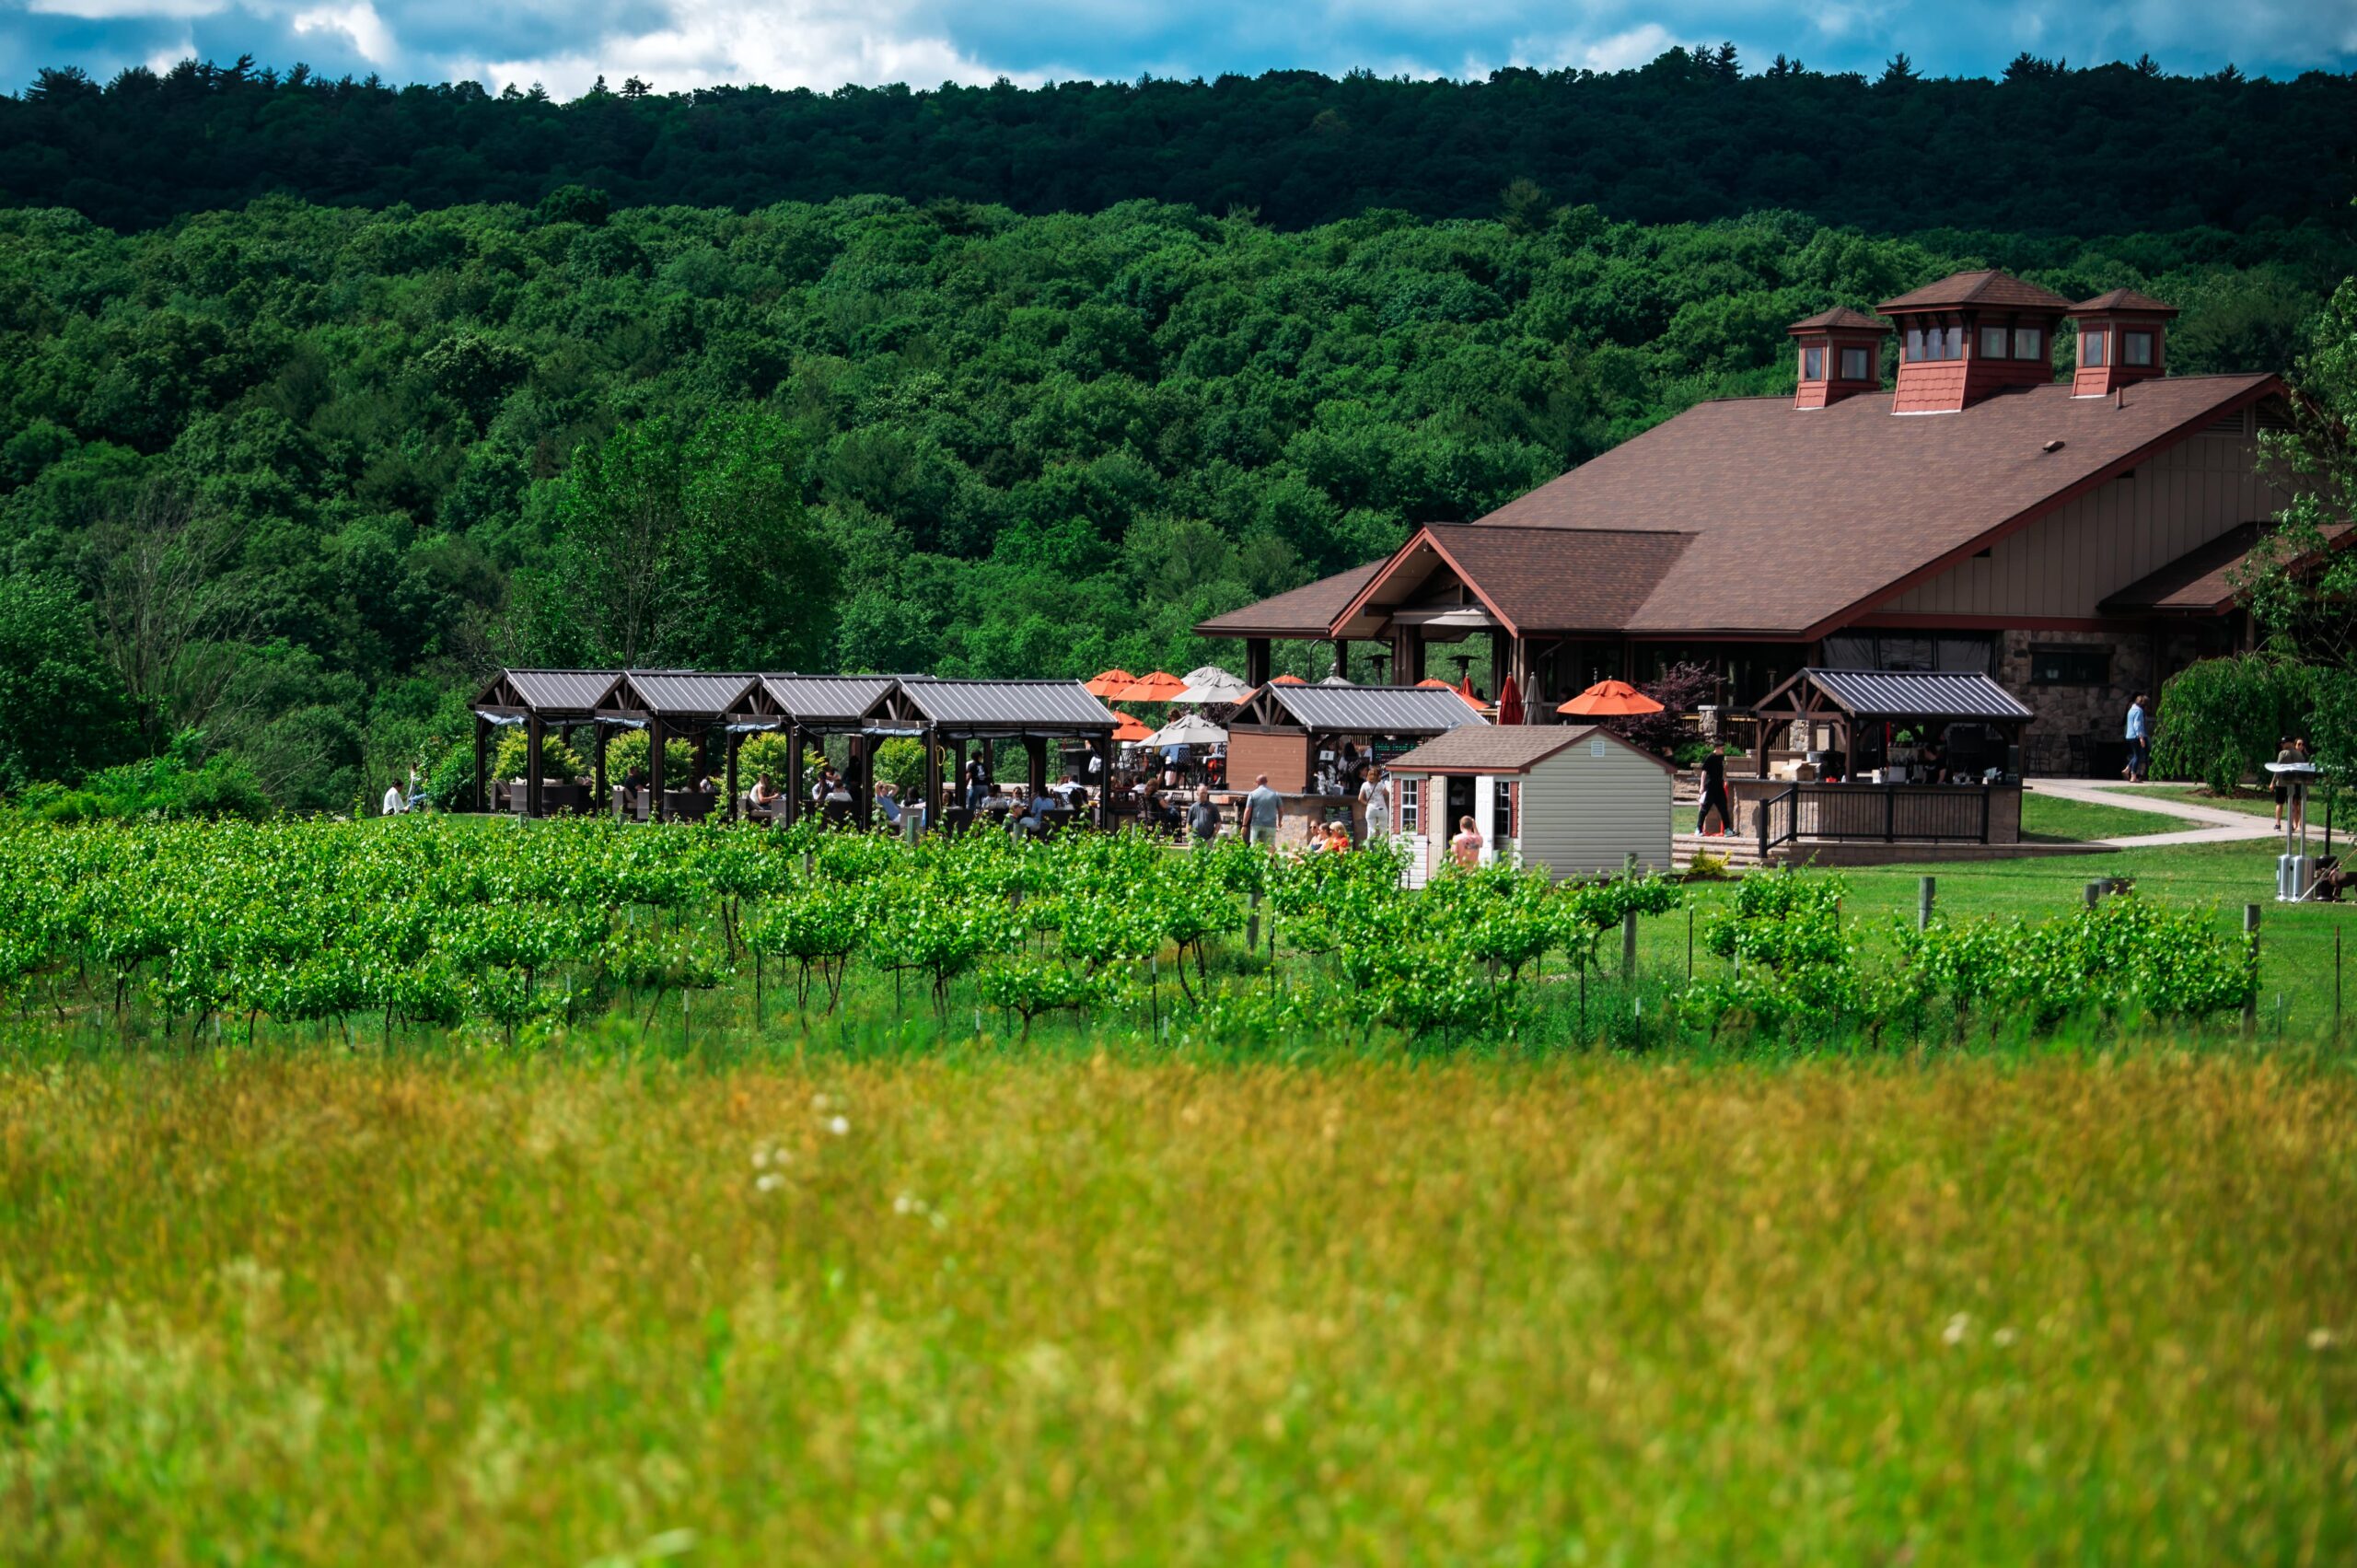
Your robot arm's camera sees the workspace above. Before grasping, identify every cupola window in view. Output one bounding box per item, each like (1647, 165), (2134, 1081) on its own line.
(2081, 329), (2107, 368)
(2122, 330), (2154, 367)
(1979, 325), (2009, 358)
(1840, 345), (1872, 380)
(1802, 345), (1825, 380)
(2013, 327), (2041, 358)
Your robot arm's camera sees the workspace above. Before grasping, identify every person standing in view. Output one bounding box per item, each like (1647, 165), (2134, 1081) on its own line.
(2123, 692), (2151, 782)
(2274, 736), (2307, 831)
(1448, 814), (1484, 869)
(1244, 773), (1283, 847)
(1697, 745), (1732, 836)
(1361, 767), (1391, 844)
(1187, 785), (1222, 846)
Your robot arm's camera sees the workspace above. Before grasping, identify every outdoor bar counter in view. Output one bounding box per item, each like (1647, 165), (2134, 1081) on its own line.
(1724, 776), (2023, 848)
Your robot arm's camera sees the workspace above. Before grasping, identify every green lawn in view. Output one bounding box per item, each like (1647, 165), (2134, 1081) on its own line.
(2018, 790), (2182, 842)
(2120, 784), (2336, 824)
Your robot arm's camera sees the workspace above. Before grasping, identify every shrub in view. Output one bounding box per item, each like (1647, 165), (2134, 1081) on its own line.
(738, 732), (796, 784)
(606, 729), (693, 782)
(873, 737), (926, 796)
(2154, 656), (2315, 793)
(492, 730), (586, 781)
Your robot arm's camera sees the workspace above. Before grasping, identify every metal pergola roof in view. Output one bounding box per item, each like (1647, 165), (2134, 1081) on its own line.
(612, 670), (763, 719)
(1240, 683), (1491, 736)
(896, 677), (1118, 735)
(474, 668), (622, 717)
(1756, 668), (2035, 723)
(760, 675), (906, 728)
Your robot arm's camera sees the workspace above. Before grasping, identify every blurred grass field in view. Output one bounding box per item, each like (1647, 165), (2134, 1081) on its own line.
(4, 1048), (2355, 1566)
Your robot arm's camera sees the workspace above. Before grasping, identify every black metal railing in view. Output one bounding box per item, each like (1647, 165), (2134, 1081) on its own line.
(1758, 784), (1802, 860)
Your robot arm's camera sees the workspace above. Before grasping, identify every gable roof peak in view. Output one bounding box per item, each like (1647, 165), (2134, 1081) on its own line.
(1786, 306), (1888, 335)
(2071, 286), (2178, 317)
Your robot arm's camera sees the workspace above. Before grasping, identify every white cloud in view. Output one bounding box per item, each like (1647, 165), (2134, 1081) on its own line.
(293, 1), (395, 64)
(469, 0), (1033, 97)
(1510, 20), (1678, 73)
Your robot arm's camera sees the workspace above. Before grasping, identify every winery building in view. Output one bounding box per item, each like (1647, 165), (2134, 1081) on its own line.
(1198, 272), (2300, 775)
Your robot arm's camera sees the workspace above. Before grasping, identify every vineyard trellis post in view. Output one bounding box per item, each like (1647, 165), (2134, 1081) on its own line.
(2243, 904), (2260, 1036)
(1918, 877), (1935, 932)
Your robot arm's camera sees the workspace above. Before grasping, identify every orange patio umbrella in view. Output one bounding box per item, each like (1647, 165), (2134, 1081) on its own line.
(1085, 668), (1137, 698)
(1557, 679), (1665, 716)
(1270, 673), (1308, 685)
(1112, 712), (1155, 743)
(1114, 669), (1190, 703)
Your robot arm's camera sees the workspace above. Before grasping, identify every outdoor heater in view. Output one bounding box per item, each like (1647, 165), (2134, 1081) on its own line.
(2268, 759), (2321, 901)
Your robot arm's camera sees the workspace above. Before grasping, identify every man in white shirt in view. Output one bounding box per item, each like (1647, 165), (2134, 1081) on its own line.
(381, 781), (406, 816)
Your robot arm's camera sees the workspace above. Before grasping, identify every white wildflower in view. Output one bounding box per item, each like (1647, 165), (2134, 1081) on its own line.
(827, 1115), (850, 1136)
(751, 1145), (770, 1168)
(2310, 1328), (2338, 1351)
(1942, 1312), (1970, 1346)
(755, 1173), (784, 1193)
(810, 1092), (832, 1111)
(1992, 1327), (2017, 1348)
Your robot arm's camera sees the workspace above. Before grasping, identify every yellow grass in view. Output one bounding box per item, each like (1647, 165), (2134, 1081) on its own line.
(4, 1051), (2353, 1564)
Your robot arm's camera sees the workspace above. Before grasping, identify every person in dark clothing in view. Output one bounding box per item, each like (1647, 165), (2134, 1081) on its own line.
(1697, 746), (1733, 836)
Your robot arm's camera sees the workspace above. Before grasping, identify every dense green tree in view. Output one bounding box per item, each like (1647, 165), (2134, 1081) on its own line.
(0, 575), (139, 789)
(2, 58), (2353, 238)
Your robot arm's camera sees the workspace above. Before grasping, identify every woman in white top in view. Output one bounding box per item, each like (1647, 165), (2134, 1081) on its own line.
(1360, 768), (1390, 843)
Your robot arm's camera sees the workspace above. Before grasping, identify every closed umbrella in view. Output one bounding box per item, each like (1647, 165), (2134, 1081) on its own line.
(1557, 679), (1665, 716)
(1497, 673), (1525, 726)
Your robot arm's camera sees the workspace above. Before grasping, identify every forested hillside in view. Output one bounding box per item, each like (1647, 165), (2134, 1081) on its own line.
(0, 194), (2338, 808)
(6, 53), (2356, 236)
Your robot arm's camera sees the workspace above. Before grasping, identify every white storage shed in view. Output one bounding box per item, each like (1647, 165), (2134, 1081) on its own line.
(1388, 724), (1675, 886)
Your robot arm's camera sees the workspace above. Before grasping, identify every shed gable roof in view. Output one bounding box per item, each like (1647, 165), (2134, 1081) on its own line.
(1388, 722), (1673, 774)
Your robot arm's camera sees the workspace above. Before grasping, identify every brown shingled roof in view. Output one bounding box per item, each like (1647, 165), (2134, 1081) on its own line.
(2071, 287), (2179, 317)
(1787, 307), (1889, 334)
(1387, 722), (1674, 775)
(2101, 519), (2351, 614)
(1196, 561), (1384, 637)
(1474, 375), (2281, 637)
(1878, 270), (2074, 313)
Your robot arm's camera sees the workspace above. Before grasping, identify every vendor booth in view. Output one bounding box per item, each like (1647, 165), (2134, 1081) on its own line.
(1225, 681), (1487, 844)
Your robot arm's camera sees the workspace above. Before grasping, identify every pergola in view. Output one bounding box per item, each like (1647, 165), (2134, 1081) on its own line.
(754, 675), (926, 828)
(600, 671), (761, 822)
(1748, 668), (2034, 779)
(471, 668), (622, 818)
(898, 677), (1121, 829)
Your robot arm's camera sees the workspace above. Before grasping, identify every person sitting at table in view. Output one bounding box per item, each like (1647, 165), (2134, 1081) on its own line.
(1154, 793), (1183, 834)
(749, 772), (782, 810)
(874, 781), (903, 827)
(823, 772), (853, 806)
(1051, 770), (1084, 801)
(1918, 741), (1947, 784)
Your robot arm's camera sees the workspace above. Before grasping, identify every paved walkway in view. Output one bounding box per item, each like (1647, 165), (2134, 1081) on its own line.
(2024, 777), (2283, 849)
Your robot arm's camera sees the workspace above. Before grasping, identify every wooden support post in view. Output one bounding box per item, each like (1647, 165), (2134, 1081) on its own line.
(725, 731), (740, 822)
(784, 724), (803, 828)
(1331, 639), (1349, 682)
(922, 726), (942, 838)
(649, 719), (667, 822)
(1246, 638), (1272, 688)
(1918, 876), (1936, 932)
(525, 716), (544, 819)
(1621, 910), (1638, 978)
(594, 724), (609, 816)
(1026, 738), (1047, 801)
(472, 715), (489, 815)
(2085, 880), (2106, 909)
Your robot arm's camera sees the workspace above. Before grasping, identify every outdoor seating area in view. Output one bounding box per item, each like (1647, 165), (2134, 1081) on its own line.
(1732, 668), (2036, 858)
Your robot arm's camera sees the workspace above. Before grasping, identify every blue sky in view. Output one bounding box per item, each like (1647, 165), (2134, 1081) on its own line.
(6, 0), (2353, 98)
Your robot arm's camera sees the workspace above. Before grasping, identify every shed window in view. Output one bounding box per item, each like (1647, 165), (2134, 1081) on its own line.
(2082, 330), (2107, 368)
(1802, 345), (1825, 380)
(1398, 777), (1419, 835)
(1979, 325), (2009, 358)
(2122, 330), (2155, 366)
(2013, 326), (2042, 359)
(1839, 345), (1872, 380)
(1493, 779), (1514, 840)
(2028, 645), (2110, 686)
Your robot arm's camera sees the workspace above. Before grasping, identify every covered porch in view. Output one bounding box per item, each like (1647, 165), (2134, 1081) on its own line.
(471, 668), (621, 818)
(898, 677), (1121, 835)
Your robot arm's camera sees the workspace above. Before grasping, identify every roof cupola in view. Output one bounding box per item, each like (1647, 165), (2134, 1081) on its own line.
(2069, 289), (2177, 398)
(1875, 270), (2073, 414)
(1786, 308), (1888, 410)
